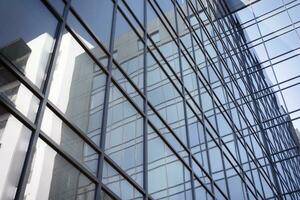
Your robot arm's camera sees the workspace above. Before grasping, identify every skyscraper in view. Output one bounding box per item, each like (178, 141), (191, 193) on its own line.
(0, 0), (299, 200)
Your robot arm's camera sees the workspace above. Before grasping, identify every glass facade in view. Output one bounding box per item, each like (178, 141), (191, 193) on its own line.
(0, 0), (299, 200)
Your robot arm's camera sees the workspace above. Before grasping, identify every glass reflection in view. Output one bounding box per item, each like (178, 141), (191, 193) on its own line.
(113, 11), (144, 91)
(48, 31), (106, 146)
(0, 64), (40, 122)
(0, 0), (57, 88)
(102, 190), (115, 200)
(71, 0), (114, 48)
(41, 107), (99, 174)
(102, 161), (143, 200)
(0, 105), (31, 200)
(24, 139), (95, 200)
(148, 126), (192, 199)
(147, 53), (187, 146)
(105, 84), (143, 186)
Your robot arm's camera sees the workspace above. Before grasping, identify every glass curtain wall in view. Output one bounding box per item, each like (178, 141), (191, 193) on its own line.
(0, 0), (299, 200)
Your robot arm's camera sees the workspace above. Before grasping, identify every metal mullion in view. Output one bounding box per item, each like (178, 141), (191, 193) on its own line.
(143, 0), (148, 198)
(148, 2), (251, 149)
(243, 2), (291, 126)
(146, 25), (270, 197)
(271, 146), (299, 157)
(143, 49), (230, 193)
(95, 1), (151, 199)
(146, 0), (198, 89)
(97, 0), (117, 199)
(39, 131), (99, 184)
(144, 40), (197, 157)
(190, 34), (282, 195)
(231, 0), (294, 27)
(14, 1), (72, 199)
(0, 56), (44, 100)
(187, 39), (277, 199)
(244, 44), (299, 95)
(263, 115), (300, 133)
(183, 84), (264, 199)
(188, 69), (260, 200)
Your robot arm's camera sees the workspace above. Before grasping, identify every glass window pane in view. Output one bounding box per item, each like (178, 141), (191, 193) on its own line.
(0, 64), (40, 122)
(24, 139), (95, 200)
(113, 11), (144, 91)
(105, 84), (143, 186)
(71, 0), (114, 48)
(0, 105), (31, 200)
(102, 160), (143, 200)
(67, 12), (109, 67)
(148, 126), (192, 199)
(41, 107), (99, 174)
(48, 32), (106, 145)
(0, 0), (58, 88)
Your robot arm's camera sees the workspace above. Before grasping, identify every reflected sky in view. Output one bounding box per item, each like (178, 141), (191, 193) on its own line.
(237, 0), (300, 131)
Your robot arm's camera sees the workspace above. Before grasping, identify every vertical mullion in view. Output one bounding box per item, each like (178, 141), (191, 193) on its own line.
(143, 0), (148, 199)
(97, 0), (118, 200)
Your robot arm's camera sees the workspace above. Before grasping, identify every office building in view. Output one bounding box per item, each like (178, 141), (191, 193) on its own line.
(0, 0), (299, 199)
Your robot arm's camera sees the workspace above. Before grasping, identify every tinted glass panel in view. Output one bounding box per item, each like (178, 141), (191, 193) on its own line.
(0, 0), (58, 88)
(71, 0), (114, 48)
(102, 160), (143, 200)
(105, 84), (143, 186)
(148, 126), (192, 199)
(48, 32), (106, 145)
(0, 64), (40, 122)
(0, 105), (31, 200)
(41, 107), (99, 174)
(24, 139), (95, 200)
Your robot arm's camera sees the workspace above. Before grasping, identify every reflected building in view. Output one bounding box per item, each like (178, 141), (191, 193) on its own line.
(0, 0), (300, 200)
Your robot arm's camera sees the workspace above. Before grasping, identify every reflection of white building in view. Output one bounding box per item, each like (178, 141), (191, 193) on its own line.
(0, 33), (54, 200)
(23, 32), (91, 200)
